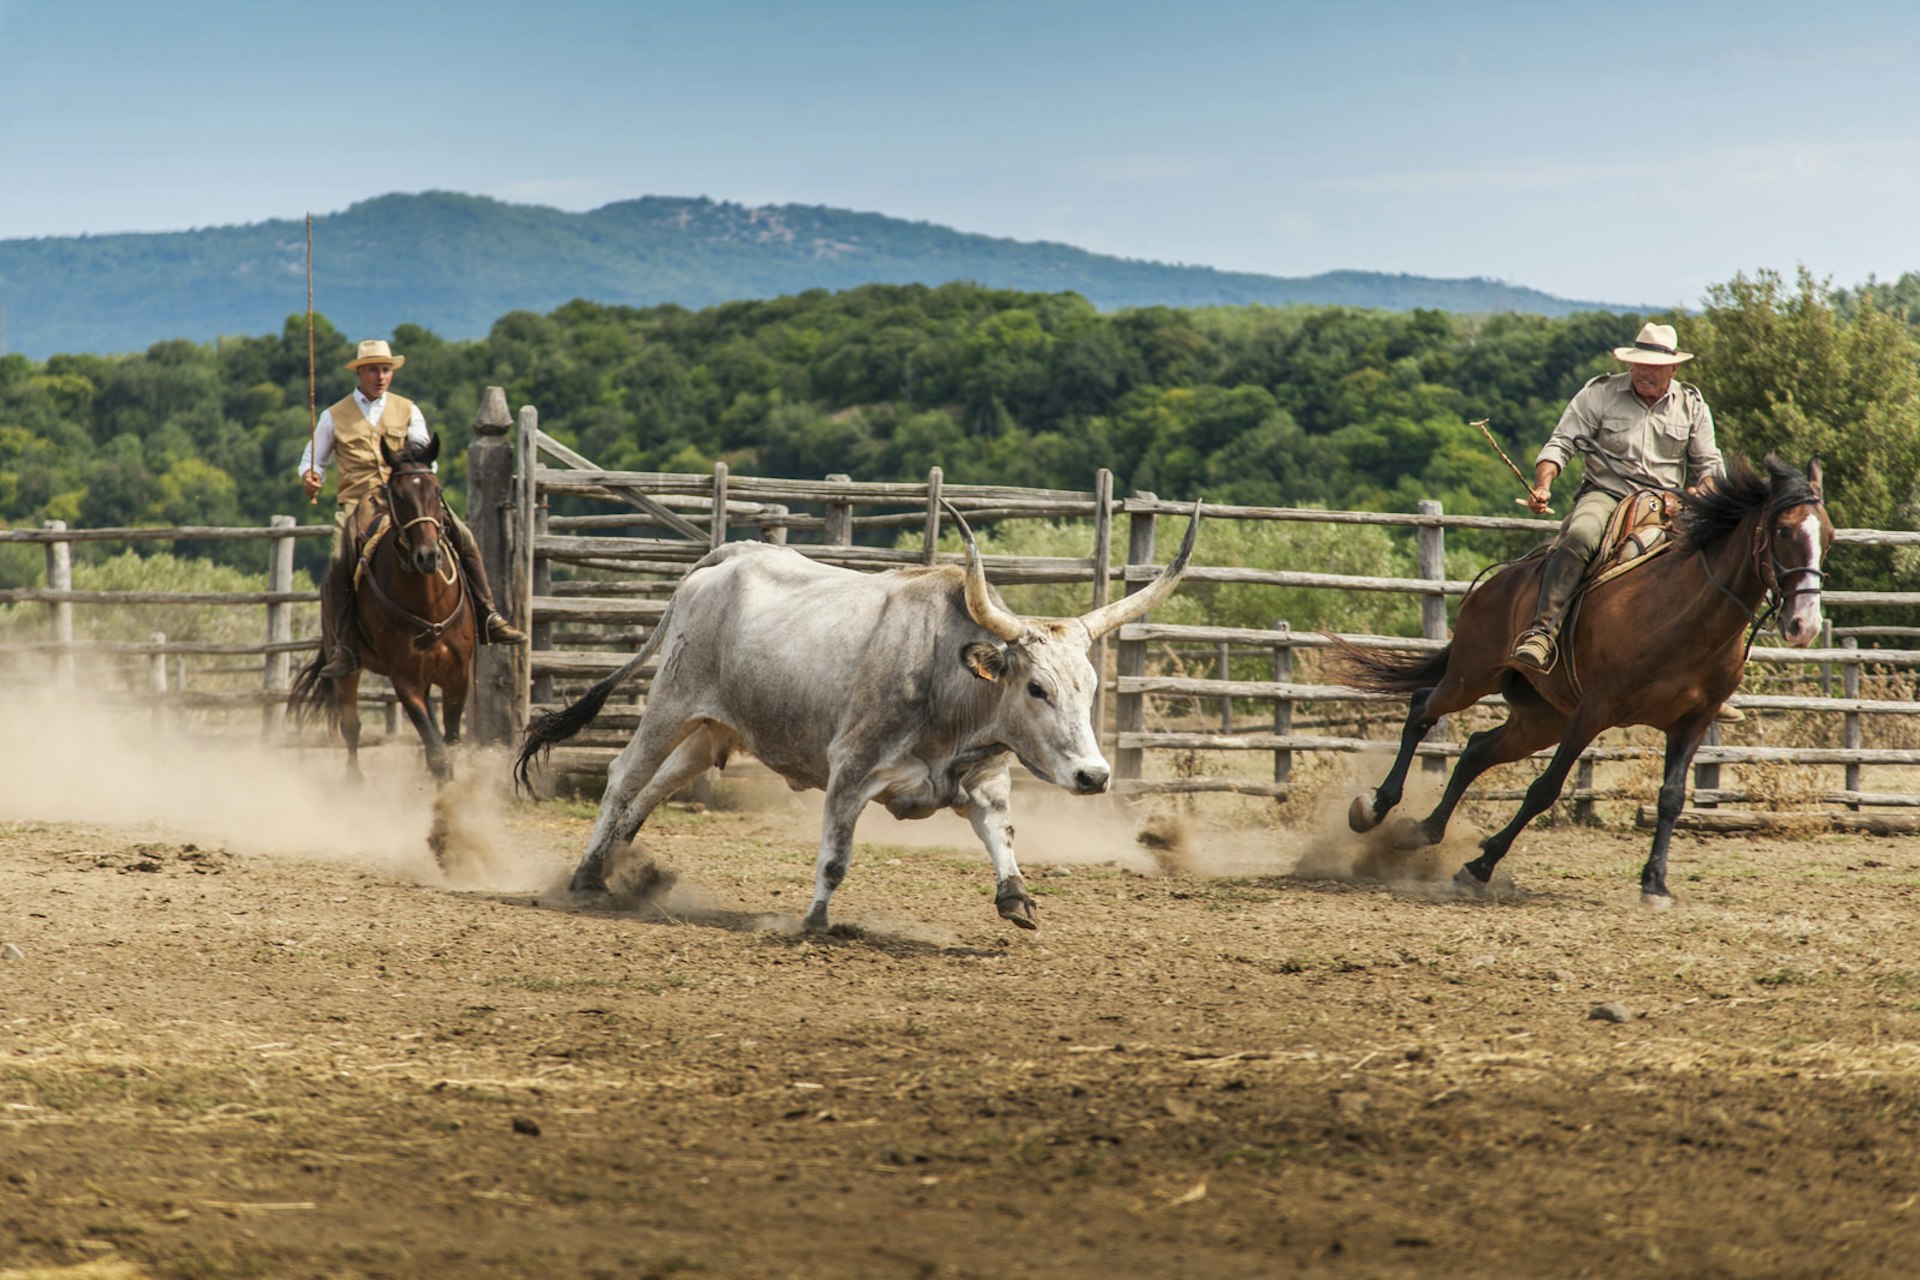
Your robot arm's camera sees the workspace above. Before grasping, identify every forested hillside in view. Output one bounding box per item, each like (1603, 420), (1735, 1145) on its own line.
(2, 269), (1915, 591)
(0, 192), (1628, 358)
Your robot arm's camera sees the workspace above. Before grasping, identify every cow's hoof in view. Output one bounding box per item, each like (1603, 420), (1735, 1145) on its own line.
(996, 877), (1039, 931)
(1640, 891), (1674, 911)
(568, 871), (608, 895)
(1348, 792), (1379, 833)
(1451, 866), (1490, 898)
(801, 905), (830, 932)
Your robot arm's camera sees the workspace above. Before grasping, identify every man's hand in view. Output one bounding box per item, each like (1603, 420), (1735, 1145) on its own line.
(1524, 484), (1553, 515)
(302, 470), (324, 501)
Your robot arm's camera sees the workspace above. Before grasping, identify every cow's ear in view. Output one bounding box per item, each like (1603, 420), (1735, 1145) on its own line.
(961, 641), (1006, 682)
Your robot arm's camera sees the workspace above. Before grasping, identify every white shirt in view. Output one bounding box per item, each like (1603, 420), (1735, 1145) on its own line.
(296, 389), (431, 475)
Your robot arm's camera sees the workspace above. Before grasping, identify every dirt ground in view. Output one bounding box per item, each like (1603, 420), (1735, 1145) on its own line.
(4, 703), (1920, 1278)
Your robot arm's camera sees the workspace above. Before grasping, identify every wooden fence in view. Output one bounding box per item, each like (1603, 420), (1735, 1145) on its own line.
(5, 384), (1919, 830)
(498, 395), (1920, 825)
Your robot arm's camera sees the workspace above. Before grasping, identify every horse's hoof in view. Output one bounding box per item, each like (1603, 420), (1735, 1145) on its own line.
(1640, 892), (1674, 911)
(1452, 866), (1490, 898)
(1348, 792), (1379, 833)
(1388, 816), (1433, 852)
(996, 877), (1039, 931)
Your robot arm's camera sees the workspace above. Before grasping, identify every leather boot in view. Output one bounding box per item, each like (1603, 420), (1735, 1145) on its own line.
(1510, 547), (1586, 673)
(317, 559), (360, 679)
(449, 517), (529, 645)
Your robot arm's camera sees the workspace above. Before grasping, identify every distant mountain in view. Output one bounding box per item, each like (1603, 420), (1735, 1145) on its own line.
(0, 191), (1634, 358)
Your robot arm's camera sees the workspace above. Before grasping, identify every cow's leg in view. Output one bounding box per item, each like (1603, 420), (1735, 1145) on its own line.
(571, 720), (712, 893)
(1641, 715), (1712, 908)
(803, 774), (868, 932)
(958, 768), (1035, 930)
(1457, 714), (1603, 892)
(1349, 688), (1436, 832)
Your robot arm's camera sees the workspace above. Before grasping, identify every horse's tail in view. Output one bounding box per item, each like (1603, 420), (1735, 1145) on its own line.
(1318, 631), (1453, 695)
(286, 648), (342, 734)
(514, 597), (679, 794)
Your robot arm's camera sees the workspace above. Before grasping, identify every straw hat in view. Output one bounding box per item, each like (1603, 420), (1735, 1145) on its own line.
(1612, 322), (1692, 366)
(345, 339), (406, 372)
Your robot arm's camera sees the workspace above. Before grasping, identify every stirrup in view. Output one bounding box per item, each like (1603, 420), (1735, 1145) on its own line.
(485, 612), (529, 645)
(1510, 629), (1558, 674)
(318, 644), (359, 679)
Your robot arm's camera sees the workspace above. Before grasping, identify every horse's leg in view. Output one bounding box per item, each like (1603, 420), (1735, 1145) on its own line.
(1457, 714), (1604, 892)
(1641, 715), (1713, 908)
(572, 717), (714, 893)
(1349, 687), (1436, 832)
(1410, 694), (1568, 846)
(439, 651), (471, 750)
(391, 674), (450, 782)
(338, 672), (365, 782)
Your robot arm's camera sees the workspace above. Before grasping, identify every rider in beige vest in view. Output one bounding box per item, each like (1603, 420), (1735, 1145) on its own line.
(299, 339), (527, 678)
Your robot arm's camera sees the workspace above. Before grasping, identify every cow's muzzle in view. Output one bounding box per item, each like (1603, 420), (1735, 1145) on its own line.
(1072, 765), (1111, 795)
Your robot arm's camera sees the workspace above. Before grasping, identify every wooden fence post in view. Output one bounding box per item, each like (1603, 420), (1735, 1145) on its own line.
(1695, 721), (1721, 803)
(761, 504), (789, 545)
(1114, 493), (1157, 783)
(150, 631), (168, 733)
(823, 474), (853, 546)
(512, 404), (539, 736)
(1417, 499), (1448, 774)
(1217, 641), (1233, 731)
(44, 520), (74, 689)
(1272, 620), (1293, 793)
(468, 386), (517, 745)
(1090, 469), (1114, 740)
(922, 466), (943, 566)
(710, 462), (730, 548)
(1843, 636), (1862, 805)
(263, 514), (296, 736)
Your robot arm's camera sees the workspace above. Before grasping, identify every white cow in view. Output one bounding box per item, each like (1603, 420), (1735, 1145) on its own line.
(516, 502), (1198, 930)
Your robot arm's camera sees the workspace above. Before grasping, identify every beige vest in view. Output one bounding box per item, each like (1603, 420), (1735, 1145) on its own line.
(329, 393), (416, 509)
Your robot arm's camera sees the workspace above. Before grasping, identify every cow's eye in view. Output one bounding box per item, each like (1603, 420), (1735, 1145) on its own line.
(1027, 681), (1048, 701)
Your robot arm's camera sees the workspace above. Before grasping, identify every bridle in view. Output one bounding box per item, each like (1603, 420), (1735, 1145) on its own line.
(1699, 491), (1829, 655)
(370, 460), (466, 649)
(384, 462), (458, 585)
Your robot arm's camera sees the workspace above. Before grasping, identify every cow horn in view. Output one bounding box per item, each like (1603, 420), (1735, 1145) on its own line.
(1079, 499), (1202, 641)
(943, 500), (1026, 642)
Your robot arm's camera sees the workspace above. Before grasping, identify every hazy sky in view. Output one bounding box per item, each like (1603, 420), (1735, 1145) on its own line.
(2, 0), (1916, 308)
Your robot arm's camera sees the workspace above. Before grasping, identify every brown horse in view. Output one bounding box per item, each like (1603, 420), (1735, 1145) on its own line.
(289, 435), (476, 782)
(1329, 455), (1833, 905)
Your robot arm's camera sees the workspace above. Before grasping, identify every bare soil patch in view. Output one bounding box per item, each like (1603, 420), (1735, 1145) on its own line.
(3, 736), (1920, 1277)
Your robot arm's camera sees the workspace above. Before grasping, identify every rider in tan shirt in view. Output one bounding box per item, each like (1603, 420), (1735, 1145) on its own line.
(1512, 322), (1722, 673)
(299, 339), (527, 678)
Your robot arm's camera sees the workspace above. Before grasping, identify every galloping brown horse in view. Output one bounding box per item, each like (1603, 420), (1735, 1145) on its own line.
(1329, 455), (1833, 905)
(289, 435), (476, 782)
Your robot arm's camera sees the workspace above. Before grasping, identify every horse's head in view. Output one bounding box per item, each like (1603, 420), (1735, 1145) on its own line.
(1762, 454), (1834, 647)
(381, 434), (447, 577)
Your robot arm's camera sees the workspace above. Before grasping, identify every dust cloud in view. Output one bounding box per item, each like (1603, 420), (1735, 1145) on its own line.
(0, 684), (562, 893)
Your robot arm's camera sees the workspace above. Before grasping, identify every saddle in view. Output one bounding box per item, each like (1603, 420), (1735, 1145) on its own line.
(1583, 488), (1679, 589)
(344, 490), (394, 593)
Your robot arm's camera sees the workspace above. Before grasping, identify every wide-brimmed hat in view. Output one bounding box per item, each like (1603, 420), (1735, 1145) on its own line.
(345, 339), (406, 372)
(1612, 322), (1692, 366)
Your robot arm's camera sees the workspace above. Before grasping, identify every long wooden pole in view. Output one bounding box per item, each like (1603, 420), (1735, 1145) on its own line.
(306, 212), (318, 505)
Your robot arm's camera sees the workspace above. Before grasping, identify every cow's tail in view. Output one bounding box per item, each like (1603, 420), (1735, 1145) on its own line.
(513, 596), (679, 794)
(1318, 630), (1453, 696)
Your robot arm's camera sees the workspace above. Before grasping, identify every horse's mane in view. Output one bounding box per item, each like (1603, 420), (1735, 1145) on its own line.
(1677, 454), (1818, 553)
(389, 435), (438, 468)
